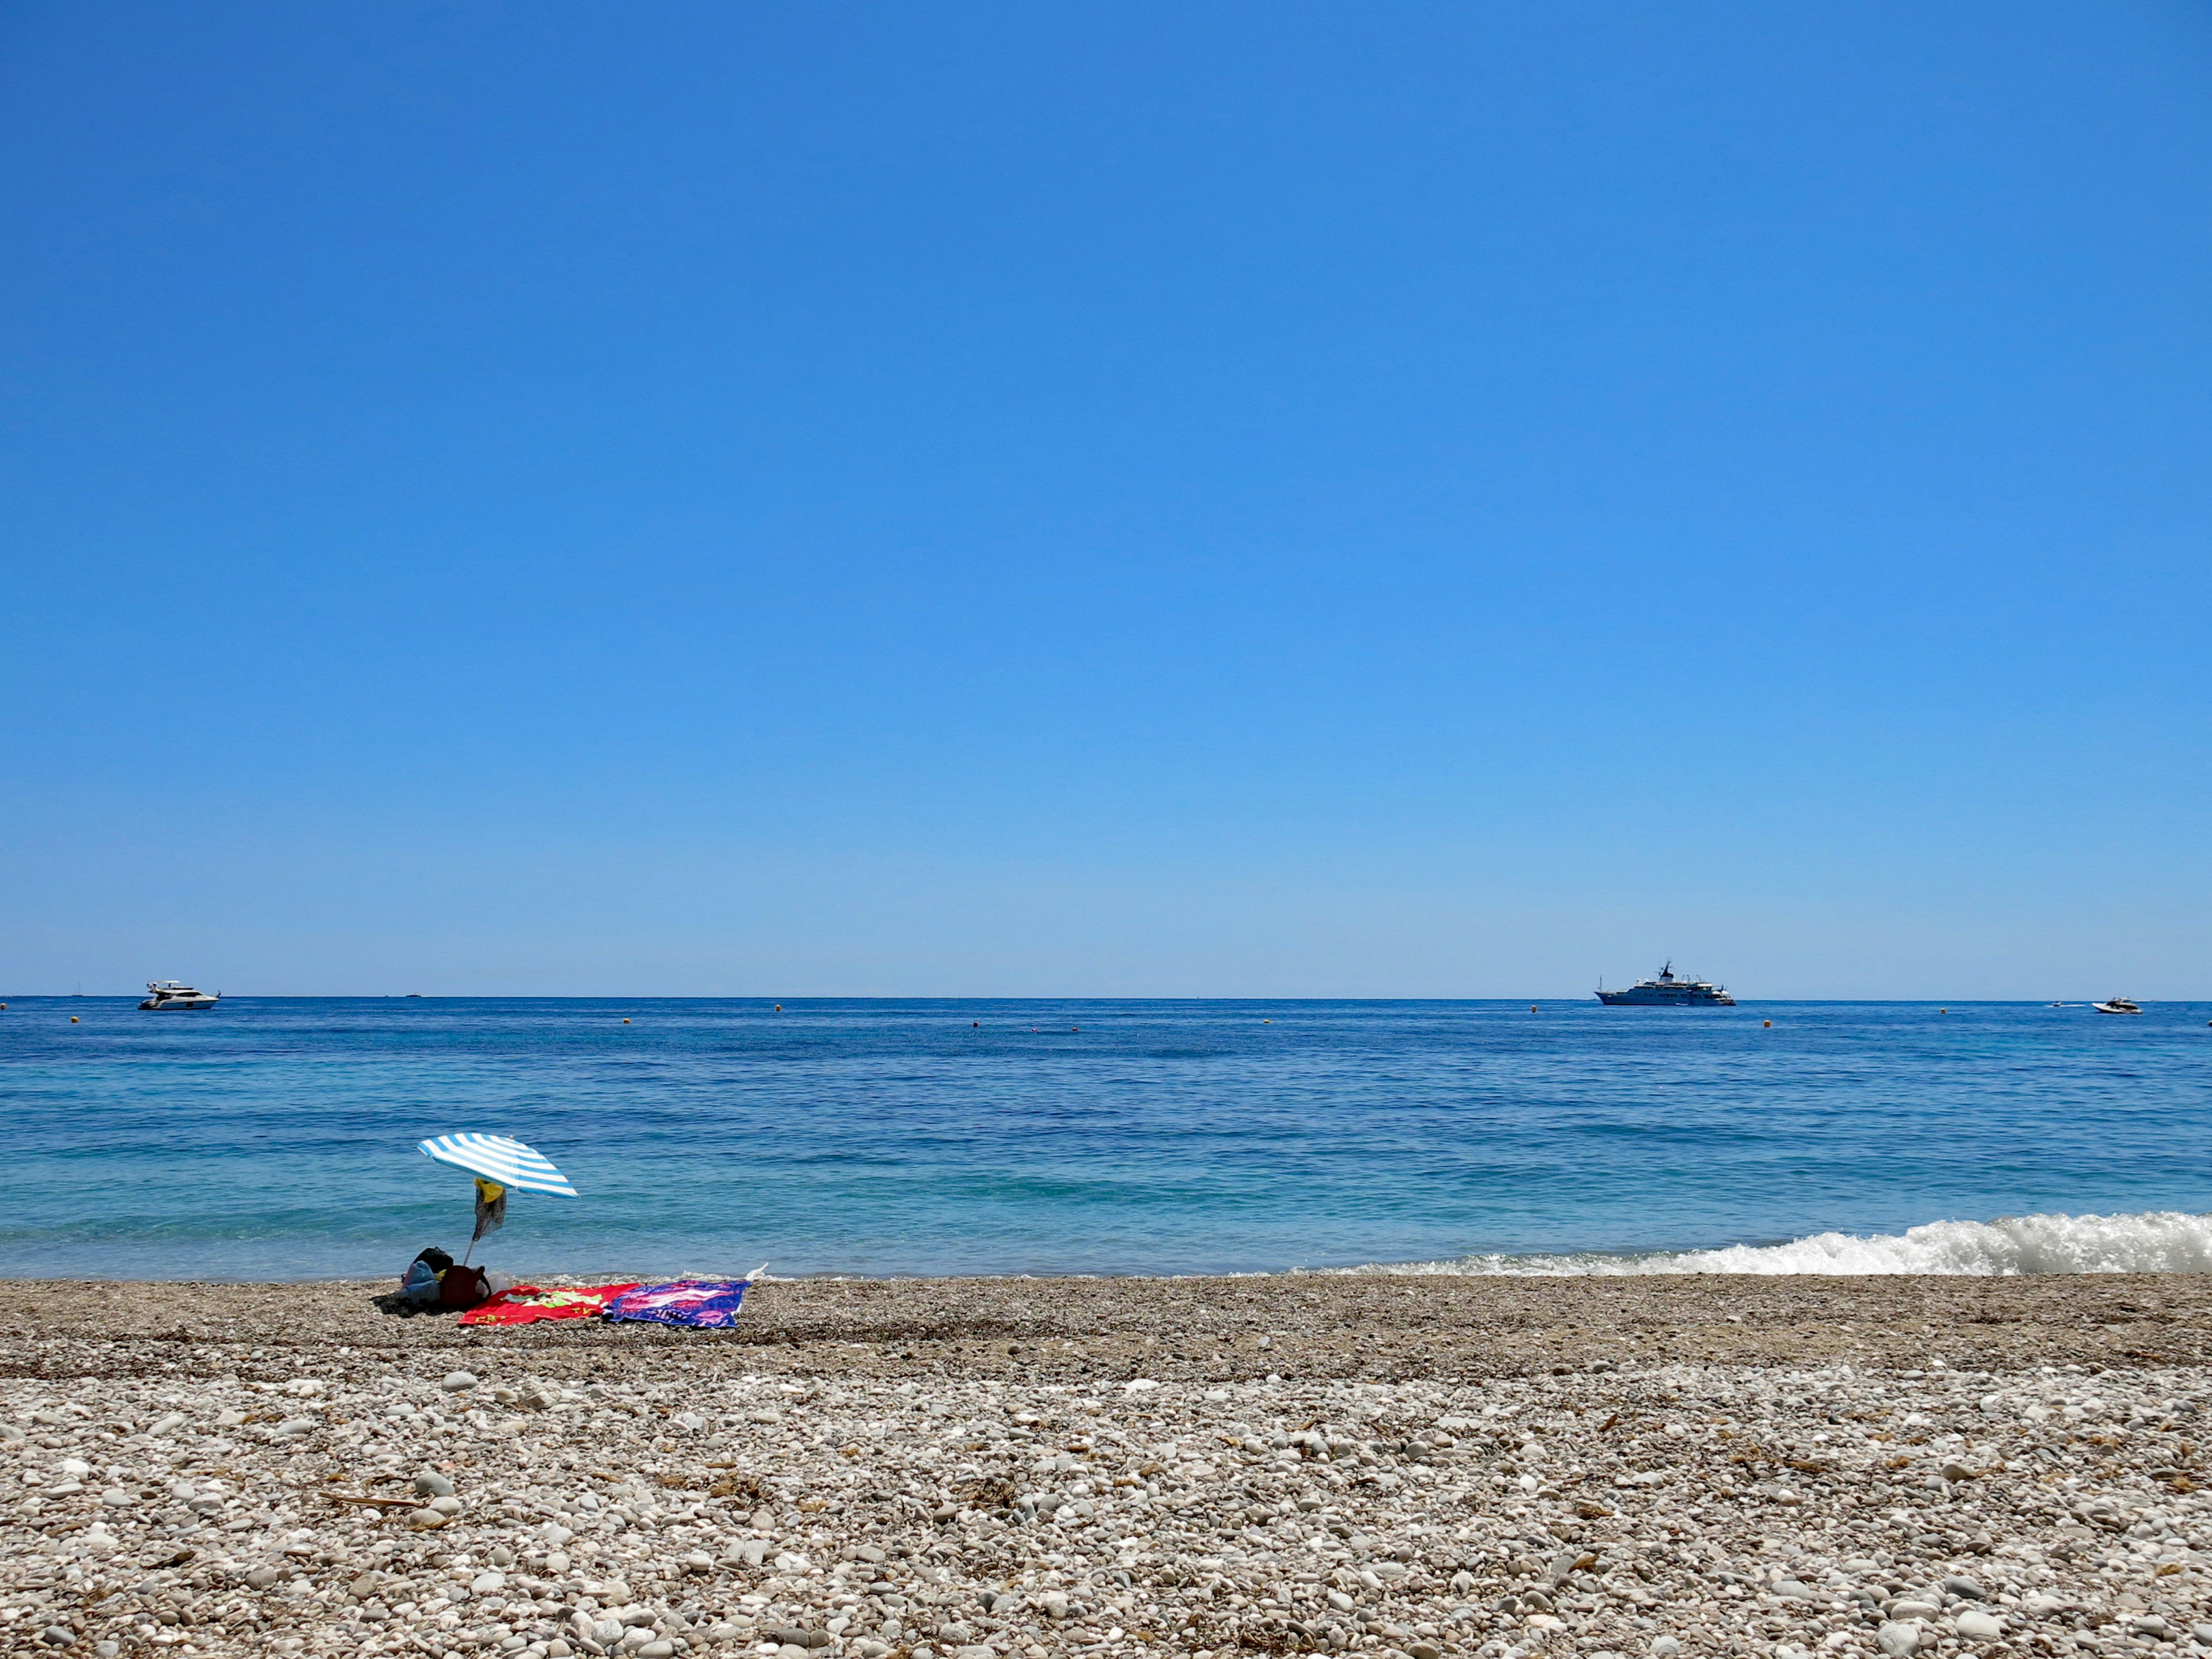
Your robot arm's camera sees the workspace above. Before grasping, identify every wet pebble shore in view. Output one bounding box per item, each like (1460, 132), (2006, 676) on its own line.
(7, 1274), (2212, 1659)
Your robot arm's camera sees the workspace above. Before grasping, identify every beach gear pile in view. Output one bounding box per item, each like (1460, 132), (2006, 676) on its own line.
(399, 1248), (517, 1310)
(402, 1130), (760, 1330)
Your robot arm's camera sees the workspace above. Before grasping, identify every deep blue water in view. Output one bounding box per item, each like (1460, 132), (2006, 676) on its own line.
(2, 997), (2209, 1281)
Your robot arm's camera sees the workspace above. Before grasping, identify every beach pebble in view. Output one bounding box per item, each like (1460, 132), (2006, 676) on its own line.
(414, 1471), (456, 1497)
(442, 1370), (480, 1392)
(1955, 1610), (2005, 1642)
(1877, 1623), (1923, 1657)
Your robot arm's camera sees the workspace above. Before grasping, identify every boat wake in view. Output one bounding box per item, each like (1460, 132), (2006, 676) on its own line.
(1339, 1210), (2212, 1277)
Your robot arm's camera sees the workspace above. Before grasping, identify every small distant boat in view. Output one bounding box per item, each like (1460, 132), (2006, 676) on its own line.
(140, 980), (219, 1011)
(1596, 962), (1736, 1006)
(2093, 997), (2142, 1016)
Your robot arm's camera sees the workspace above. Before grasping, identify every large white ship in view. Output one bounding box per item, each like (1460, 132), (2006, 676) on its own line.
(1596, 963), (1734, 1006)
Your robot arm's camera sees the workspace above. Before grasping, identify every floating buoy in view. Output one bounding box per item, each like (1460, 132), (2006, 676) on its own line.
(1530, 1005), (1538, 1013)
(1940, 1007), (1948, 1014)
(622, 1018), (631, 1024)
(70, 1016), (79, 1022)
(973, 1021), (979, 1028)
(1263, 1018), (1271, 1024)
(1764, 1020), (1772, 1028)
(775, 1003), (782, 1012)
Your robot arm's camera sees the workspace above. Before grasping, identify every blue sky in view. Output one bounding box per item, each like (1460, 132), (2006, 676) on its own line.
(3, 2), (2209, 997)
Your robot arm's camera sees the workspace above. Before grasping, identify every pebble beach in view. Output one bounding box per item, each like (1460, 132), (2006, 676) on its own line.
(9, 1273), (2212, 1659)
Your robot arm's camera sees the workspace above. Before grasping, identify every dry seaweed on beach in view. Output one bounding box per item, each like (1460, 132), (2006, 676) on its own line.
(7, 1273), (2212, 1659)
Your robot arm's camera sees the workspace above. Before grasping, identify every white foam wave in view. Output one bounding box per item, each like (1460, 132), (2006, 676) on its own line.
(1336, 1210), (2212, 1277)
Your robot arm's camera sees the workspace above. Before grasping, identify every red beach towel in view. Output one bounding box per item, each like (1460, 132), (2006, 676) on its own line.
(459, 1283), (642, 1327)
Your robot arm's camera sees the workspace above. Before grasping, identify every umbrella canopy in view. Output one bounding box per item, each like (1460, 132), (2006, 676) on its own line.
(418, 1132), (578, 1197)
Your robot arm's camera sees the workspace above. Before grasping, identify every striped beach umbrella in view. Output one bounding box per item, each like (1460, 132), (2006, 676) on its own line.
(418, 1133), (577, 1262)
(418, 1132), (578, 1196)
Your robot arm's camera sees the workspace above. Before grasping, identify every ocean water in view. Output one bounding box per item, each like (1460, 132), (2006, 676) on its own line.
(3, 997), (2210, 1282)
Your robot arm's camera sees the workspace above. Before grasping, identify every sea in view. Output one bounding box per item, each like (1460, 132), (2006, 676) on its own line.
(5, 997), (2210, 1283)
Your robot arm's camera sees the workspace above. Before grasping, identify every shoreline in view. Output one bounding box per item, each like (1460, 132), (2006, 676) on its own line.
(9, 1274), (2212, 1659)
(10, 1272), (2212, 1381)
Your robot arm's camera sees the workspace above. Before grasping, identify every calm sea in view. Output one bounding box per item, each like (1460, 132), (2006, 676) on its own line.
(4, 997), (2210, 1282)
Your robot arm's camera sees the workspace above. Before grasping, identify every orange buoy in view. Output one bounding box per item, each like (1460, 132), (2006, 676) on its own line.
(70, 1016), (79, 1022)
(622, 1018), (631, 1024)
(1763, 1020), (1772, 1028)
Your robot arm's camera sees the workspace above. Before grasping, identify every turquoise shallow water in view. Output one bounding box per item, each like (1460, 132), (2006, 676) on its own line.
(3, 997), (2210, 1281)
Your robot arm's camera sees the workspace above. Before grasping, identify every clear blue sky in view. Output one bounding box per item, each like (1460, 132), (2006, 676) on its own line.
(4, 2), (2209, 998)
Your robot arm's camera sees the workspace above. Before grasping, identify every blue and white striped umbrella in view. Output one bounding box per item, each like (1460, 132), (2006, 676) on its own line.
(417, 1133), (578, 1198)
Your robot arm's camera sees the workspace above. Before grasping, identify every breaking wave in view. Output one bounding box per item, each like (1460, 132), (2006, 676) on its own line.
(1342, 1210), (2212, 1277)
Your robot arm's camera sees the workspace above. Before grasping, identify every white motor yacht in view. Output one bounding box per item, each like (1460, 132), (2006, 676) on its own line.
(2093, 997), (2142, 1016)
(140, 980), (220, 1011)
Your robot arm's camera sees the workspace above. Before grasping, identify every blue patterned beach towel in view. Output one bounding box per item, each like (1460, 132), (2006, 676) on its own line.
(603, 1276), (756, 1329)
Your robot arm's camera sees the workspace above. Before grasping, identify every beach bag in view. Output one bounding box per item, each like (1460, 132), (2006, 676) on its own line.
(439, 1265), (489, 1309)
(400, 1260), (442, 1306)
